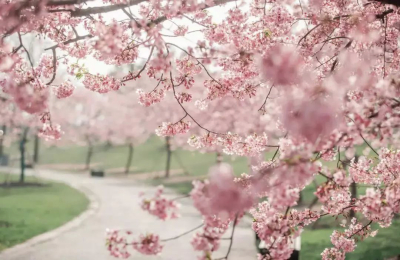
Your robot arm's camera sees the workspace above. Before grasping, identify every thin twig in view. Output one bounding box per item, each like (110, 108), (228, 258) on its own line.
(258, 85), (274, 112)
(383, 13), (388, 78)
(298, 24), (321, 45)
(122, 45), (155, 82)
(45, 34), (93, 50)
(215, 215), (238, 260)
(169, 72), (224, 136)
(171, 194), (190, 201)
(161, 223), (203, 241)
(359, 134), (379, 156)
(18, 32), (34, 68)
(349, 220), (373, 238)
(165, 42), (224, 87)
(46, 48), (57, 85)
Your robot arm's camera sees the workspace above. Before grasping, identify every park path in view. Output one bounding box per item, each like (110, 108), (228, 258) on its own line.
(0, 169), (257, 260)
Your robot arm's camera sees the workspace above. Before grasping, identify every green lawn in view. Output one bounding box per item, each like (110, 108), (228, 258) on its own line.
(4, 136), (398, 259)
(0, 173), (89, 251)
(6, 135), (368, 206)
(301, 220), (400, 260)
(5, 136), (253, 176)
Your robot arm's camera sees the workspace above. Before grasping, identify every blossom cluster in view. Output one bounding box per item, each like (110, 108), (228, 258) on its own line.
(106, 230), (163, 258)
(191, 163), (255, 220)
(322, 218), (378, 260)
(39, 123), (62, 140)
(82, 74), (121, 93)
(155, 120), (191, 137)
(188, 132), (269, 157)
(136, 88), (165, 107)
(140, 185), (180, 220)
(3, 0), (400, 259)
(55, 81), (74, 99)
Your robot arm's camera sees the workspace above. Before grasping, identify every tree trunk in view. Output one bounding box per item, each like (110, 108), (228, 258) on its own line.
(85, 145), (93, 170)
(165, 137), (172, 178)
(349, 155), (359, 218)
(0, 125), (6, 157)
(19, 128), (29, 183)
(350, 181), (357, 218)
(33, 133), (40, 164)
(216, 152), (223, 164)
(125, 143), (134, 174)
(298, 191), (303, 205)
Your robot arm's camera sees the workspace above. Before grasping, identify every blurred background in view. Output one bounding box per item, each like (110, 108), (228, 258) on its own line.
(1, 124), (400, 259)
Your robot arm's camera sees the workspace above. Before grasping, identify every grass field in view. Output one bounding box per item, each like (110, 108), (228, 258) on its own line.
(3, 136), (400, 259)
(0, 173), (89, 251)
(301, 220), (400, 260)
(3, 135), (372, 208)
(5, 136), (251, 176)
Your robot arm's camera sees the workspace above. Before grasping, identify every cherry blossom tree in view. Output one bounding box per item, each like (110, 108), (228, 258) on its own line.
(49, 82), (154, 172)
(49, 87), (110, 169)
(2, 0), (400, 259)
(137, 75), (191, 177)
(104, 90), (155, 174)
(0, 96), (41, 182)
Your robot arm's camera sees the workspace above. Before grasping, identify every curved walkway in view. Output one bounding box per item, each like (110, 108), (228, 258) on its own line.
(0, 169), (256, 260)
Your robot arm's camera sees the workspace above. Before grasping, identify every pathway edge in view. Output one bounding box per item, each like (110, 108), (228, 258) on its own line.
(0, 171), (100, 259)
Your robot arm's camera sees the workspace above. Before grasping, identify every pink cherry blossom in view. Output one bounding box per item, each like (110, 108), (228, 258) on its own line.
(39, 123), (62, 140)
(140, 186), (180, 220)
(321, 248), (345, 260)
(137, 88), (166, 107)
(260, 45), (304, 87)
(156, 121), (191, 136)
(282, 97), (341, 144)
(106, 231), (163, 257)
(83, 74), (121, 93)
(133, 233), (163, 255)
(191, 163), (255, 220)
(3, 0), (400, 259)
(55, 81), (74, 99)
(330, 230), (356, 253)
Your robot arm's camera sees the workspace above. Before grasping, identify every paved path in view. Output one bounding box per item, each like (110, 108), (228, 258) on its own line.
(0, 169), (257, 260)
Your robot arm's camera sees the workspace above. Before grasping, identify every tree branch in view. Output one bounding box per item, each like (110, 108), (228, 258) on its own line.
(46, 48), (57, 85)
(44, 34), (93, 50)
(161, 224), (203, 242)
(374, 0), (400, 7)
(47, 0), (93, 6)
(18, 32), (34, 68)
(215, 215), (238, 260)
(59, 0), (235, 19)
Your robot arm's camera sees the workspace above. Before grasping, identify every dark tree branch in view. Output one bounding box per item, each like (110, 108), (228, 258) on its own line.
(53, 0), (145, 16)
(259, 85), (274, 112)
(55, 0), (234, 17)
(348, 220), (373, 238)
(376, 8), (394, 20)
(165, 42), (224, 87)
(18, 32), (34, 68)
(374, 0), (400, 7)
(47, 0), (92, 6)
(121, 45), (155, 82)
(161, 224), (203, 242)
(359, 134), (379, 156)
(169, 71), (224, 136)
(383, 13), (388, 78)
(45, 34), (93, 50)
(298, 24), (321, 45)
(46, 48), (57, 85)
(215, 215), (238, 260)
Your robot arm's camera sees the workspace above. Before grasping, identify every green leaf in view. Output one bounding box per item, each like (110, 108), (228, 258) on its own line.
(76, 72), (83, 79)
(263, 29), (272, 38)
